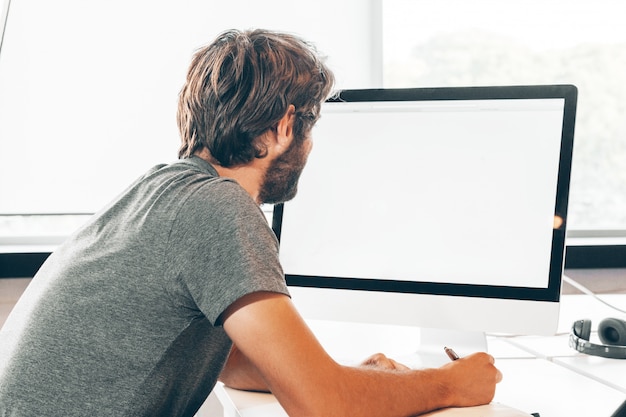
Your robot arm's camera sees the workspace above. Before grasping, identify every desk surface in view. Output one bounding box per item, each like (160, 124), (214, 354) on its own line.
(211, 294), (626, 417)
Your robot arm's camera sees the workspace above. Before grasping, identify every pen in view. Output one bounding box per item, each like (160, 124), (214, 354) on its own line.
(444, 346), (459, 361)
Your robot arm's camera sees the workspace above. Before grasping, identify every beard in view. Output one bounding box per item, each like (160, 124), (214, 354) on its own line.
(258, 135), (310, 205)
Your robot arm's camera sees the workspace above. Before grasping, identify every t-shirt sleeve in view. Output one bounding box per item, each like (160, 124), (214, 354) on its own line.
(165, 179), (289, 325)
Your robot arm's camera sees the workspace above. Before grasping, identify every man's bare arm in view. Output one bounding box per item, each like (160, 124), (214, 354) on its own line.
(220, 344), (414, 392)
(219, 345), (269, 392)
(221, 291), (502, 417)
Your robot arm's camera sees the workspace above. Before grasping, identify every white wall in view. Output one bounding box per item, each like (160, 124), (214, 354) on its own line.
(0, 0), (381, 214)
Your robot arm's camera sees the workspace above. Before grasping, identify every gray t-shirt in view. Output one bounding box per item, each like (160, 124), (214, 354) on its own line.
(0, 156), (289, 416)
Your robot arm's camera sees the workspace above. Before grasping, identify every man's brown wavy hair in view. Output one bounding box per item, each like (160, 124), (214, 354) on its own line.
(177, 29), (335, 166)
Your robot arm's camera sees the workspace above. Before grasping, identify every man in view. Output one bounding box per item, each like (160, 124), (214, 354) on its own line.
(0, 29), (501, 416)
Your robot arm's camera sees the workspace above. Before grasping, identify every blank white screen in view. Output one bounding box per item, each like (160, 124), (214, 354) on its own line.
(279, 99), (565, 288)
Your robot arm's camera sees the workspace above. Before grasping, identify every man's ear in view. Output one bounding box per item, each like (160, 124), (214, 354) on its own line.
(274, 104), (296, 151)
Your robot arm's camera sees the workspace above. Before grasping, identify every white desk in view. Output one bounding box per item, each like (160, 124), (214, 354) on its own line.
(210, 294), (626, 417)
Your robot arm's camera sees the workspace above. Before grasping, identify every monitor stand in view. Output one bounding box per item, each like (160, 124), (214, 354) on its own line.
(401, 327), (488, 369)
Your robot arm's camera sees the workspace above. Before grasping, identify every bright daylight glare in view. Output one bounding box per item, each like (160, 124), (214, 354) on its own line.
(383, 0), (626, 234)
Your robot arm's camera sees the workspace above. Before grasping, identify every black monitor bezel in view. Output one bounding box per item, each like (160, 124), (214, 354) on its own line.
(273, 84), (577, 302)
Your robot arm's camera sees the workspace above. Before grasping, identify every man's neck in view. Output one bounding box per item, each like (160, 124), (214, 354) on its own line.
(194, 148), (266, 205)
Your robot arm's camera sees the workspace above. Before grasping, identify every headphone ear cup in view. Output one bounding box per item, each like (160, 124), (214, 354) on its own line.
(598, 318), (626, 346)
(573, 319), (592, 340)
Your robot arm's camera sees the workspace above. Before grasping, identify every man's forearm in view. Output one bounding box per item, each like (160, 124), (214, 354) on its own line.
(219, 345), (270, 392)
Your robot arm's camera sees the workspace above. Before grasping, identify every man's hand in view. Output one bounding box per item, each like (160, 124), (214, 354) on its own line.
(359, 353), (411, 372)
(219, 345), (270, 392)
(441, 352), (503, 407)
(359, 351), (502, 407)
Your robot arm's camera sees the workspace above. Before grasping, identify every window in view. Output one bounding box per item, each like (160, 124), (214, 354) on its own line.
(1, 0), (624, 270)
(383, 0), (626, 235)
(0, 0), (380, 248)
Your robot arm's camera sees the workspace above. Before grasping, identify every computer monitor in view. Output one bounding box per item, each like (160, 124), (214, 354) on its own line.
(272, 85), (577, 364)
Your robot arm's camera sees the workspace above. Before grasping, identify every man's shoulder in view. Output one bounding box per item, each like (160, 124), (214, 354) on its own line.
(143, 159), (248, 204)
